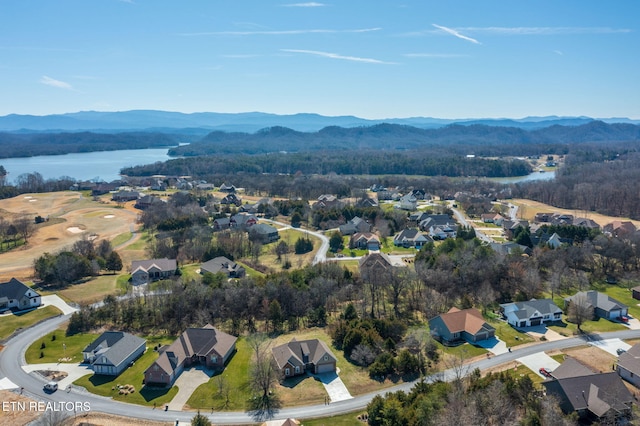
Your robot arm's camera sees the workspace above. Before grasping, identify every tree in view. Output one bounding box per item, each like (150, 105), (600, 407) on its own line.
(329, 231), (343, 252)
(247, 334), (281, 415)
(191, 411), (212, 426)
(105, 251), (123, 274)
(567, 293), (594, 332)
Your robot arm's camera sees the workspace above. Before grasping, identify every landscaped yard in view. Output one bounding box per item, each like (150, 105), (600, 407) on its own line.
(26, 329), (98, 364)
(58, 274), (121, 305)
(0, 305), (62, 341)
(74, 336), (177, 407)
(489, 319), (535, 347)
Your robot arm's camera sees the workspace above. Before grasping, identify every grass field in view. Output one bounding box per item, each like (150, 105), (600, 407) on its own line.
(0, 306), (62, 341)
(74, 336), (177, 407)
(489, 319), (535, 347)
(111, 232), (133, 247)
(58, 275), (120, 305)
(26, 329), (98, 364)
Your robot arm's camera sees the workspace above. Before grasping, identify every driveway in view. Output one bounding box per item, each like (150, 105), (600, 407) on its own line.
(167, 367), (213, 410)
(316, 371), (352, 403)
(22, 362), (92, 390)
(40, 295), (78, 316)
(475, 337), (508, 355)
(525, 325), (567, 342)
(586, 337), (631, 357)
(516, 353), (561, 378)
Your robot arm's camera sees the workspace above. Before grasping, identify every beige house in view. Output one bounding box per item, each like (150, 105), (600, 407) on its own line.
(272, 339), (337, 377)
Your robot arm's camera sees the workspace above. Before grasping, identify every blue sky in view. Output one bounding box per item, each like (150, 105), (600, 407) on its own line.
(2, 1), (639, 119)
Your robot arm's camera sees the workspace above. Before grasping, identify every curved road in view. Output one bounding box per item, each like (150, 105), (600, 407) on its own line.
(262, 219), (330, 265)
(3, 313), (640, 424)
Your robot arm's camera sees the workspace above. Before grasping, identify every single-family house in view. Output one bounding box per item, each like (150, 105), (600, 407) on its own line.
(617, 343), (640, 388)
(82, 332), (146, 376)
(272, 339), (337, 377)
(500, 299), (563, 328)
(411, 189), (427, 200)
(632, 286), (640, 301)
(564, 291), (628, 321)
(312, 194), (342, 210)
(231, 213), (258, 229)
(489, 242), (532, 256)
(481, 213), (504, 225)
(0, 278), (41, 312)
(240, 198), (272, 215)
(200, 257), (245, 278)
(355, 198), (378, 208)
(248, 223), (280, 243)
(144, 325), (237, 387)
(349, 232), (381, 251)
(263, 419), (300, 426)
(130, 258), (177, 286)
(112, 190), (140, 202)
(134, 195), (164, 210)
(220, 193), (242, 206)
(603, 221), (637, 238)
(393, 229), (433, 248)
(398, 193), (417, 211)
(429, 307), (496, 345)
(219, 183), (236, 193)
(429, 224), (457, 240)
(418, 214), (457, 232)
(544, 361), (633, 423)
(502, 220), (529, 240)
(212, 217), (231, 231)
(359, 252), (394, 281)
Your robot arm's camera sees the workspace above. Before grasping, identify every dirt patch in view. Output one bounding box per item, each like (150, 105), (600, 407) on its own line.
(562, 346), (617, 373)
(0, 390), (40, 426)
(36, 370), (68, 382)
(64, 412), (173, 426)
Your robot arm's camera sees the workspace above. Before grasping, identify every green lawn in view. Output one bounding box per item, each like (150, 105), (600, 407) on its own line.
(595, 283), (640, 319)
(302, 412), (367, 425)
(74, 336), (177, 407)
(59, 274), (121, 305)
(187, 337), (252, 411)
(0, 306), (62, 341)
(111, 232), (132, 247)
(489, 319), (534, 347)
(26, 330), (99, 364)
(179, 264), (202, 282)
(548, 317), (627, 336)
(439, 342), (488, 358)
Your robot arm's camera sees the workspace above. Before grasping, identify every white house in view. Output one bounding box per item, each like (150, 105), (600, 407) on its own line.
(0, 278), (41, 312)
(500, 299), (563, 328)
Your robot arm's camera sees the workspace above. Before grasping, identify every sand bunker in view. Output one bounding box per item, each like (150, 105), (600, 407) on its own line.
(29, 199), (37, 202)
(23, 196), (32, 199)
(66, 227), (84, 234)
(104, 214), (115, 219)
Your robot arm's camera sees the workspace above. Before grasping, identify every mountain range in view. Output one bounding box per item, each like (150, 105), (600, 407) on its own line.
(1, 110), (639, 133)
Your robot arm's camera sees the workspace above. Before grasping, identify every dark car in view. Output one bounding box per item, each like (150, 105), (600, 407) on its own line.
(539, 367), (552, 377)
(617, 348), (627, 355)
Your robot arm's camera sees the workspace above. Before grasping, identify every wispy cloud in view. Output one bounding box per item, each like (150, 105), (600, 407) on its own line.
(457, 26), (632, 35)
(432, 24), (480, 44)
(281, 2), (326, 7)
(40, 76), (73, 90)
(178, 28), (380, 36)
(281, 49), (395, 64)
(404, 53), (469, 58)
(553, 50), (564, 56)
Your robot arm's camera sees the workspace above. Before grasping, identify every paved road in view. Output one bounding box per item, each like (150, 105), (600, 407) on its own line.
(4, 313), (640, 424)
(262, 219), (329, 265)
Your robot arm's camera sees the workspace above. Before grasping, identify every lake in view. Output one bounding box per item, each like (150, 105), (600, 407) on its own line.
(0, 148), (174, 183)
(491, 170), (556, 184)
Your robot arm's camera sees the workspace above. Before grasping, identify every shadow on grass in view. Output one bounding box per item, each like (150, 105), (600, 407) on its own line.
(139, 385), (173, 403)
(88, 374), (115, 387)
(280, 374), (310, 389)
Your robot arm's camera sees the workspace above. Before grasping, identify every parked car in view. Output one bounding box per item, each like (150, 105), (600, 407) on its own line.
(620, 316), (629, 324)
(43, 381), (58, 393)
(617, 348), (627, 355)
(539, 367), (552, 377)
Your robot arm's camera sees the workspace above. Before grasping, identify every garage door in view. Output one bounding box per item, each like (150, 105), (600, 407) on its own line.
(317, 363), (335, 374)
(530, 319), (541, 326)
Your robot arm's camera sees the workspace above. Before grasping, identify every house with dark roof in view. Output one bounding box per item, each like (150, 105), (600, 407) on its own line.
(144, 325), (237, 387)
(543, 359), (633, 423)
(355, 197), (378, 208)
(312, 194), (342, 210)
(393, 228), (433, 248)
(200, 257), (245, 278)
(272, 339), (337, 377)
(564, 291), (628, 321)
(429, 308), (495, 345)
(398, 193), (417, 211)
(500, 299), (563, 328)
(359, 252), (395, 283)
(617, 343), (640, 388)
(231, 212), (258, 229)
(219, 183), (236, 193)
(220, 193), (242, 206)
(212, 217), (231, 231)
(82, 332), (146, 376)
(130, 258), (177, 286)
(339, 217), (371, 236)
(418, 214), (457, 232)
(134, 195), (164, 210)
(349, 232), (381, 251)
(248, 223), (280, 243)
(603, 221), (637, 238)
(0, 278), (41, 312)
(111, 190), (140, 202)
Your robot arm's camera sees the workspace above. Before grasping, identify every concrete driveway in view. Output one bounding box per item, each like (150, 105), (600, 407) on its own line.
(22, 362), (92, 390)
(475, 337), (508, 355)
(525, 325), (567, 341)
(167, 367), (213, 410)
(516, 353), (561, 378)
(40, 295), (78, 316)
(316, 371), (352, 403)
(586, 337), (631, 357)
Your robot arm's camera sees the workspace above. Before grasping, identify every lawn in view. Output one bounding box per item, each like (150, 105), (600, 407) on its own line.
(547, 317), (627, 336)
(594, 283), (640, 320)
(186, 337), (252, 411)
(74, 335), (177, 407)
(58, 274), (120, 305)
(489, 319), (534, 347)
(302, 411), (367, 425)
(111, 232), (133, 247)
(0, 305), (62, 341)
(26, 329), (98, 364)
(439, 342), (488, 358)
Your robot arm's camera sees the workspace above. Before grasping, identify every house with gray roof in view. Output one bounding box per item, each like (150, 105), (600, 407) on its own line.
(82, 331), (146, 376)
(393, 228), (433, 248)
(500, 298), (563, 328)
(130, 258), (177, 286)
(0, 278), (41, 313)
(564, 290), (628, 321)
(617, 343), (640, 388)
(544, 360), (633, 423)
(339, 216), (371, 236)
(272, 339), (337, 377)
(200, 256), (245, 278)
(144, 324), (237, 387)
(249, 223), (280, 243)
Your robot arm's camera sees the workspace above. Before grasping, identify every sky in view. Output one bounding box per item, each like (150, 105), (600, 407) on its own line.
(1, 1), (639, 119)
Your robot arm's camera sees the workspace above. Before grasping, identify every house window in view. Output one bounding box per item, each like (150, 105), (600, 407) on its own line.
(323, 356), (328, 361)
(295, 366), (300, 373)
(285, 368), (290, 376)
(210, 355), (218, 363)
